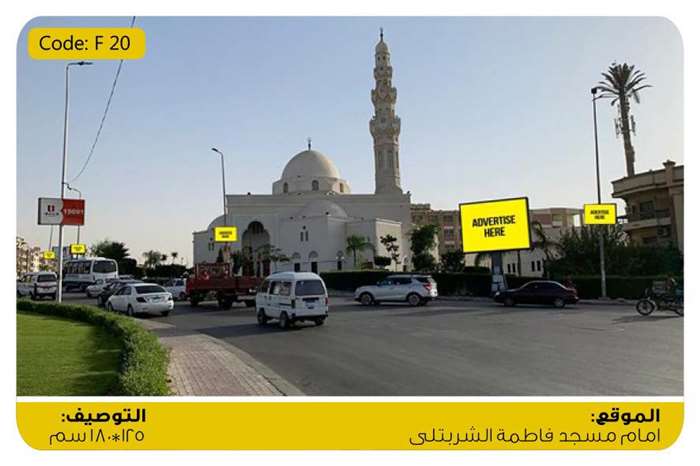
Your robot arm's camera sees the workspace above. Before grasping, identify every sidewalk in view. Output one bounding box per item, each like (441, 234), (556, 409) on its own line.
(139, 319), (303, 396)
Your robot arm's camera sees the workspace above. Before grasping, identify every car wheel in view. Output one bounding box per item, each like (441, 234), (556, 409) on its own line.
(107, 302), (114, 312)
(160, 310), (170, 317)
(127, 305), (134, 317)
(504, 297), (515, 307)
(179, 292), (187, 301)
(244, 300), (256, 308)
(257, 309), (268, 326)
(407, 293), (421, 307)
(553, 298), (566, 309)
(359, 292), (374, 306)
(51, 293), (56, 300)
(279, 311), (290, 329)
(314, 317), (325, 326)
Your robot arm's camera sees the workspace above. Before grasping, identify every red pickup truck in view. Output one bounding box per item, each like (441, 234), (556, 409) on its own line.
(185, 263), (262, 309)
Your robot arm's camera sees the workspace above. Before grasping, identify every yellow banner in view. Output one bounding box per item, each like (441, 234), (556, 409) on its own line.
(16, 401), (682, 450)
(214, 226), (238, 242)
(460, 197), (531, 253)
(584, 203), (618, 225)
(28, 28), (146, 60)
(70, 244), (87, 255)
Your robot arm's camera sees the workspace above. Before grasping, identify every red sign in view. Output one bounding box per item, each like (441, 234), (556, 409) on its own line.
(37, 198), (85, 225)
(61, 198), (85, 225)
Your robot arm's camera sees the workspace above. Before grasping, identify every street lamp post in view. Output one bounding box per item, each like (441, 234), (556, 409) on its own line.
(57, 61), (92, 302)
(211, 147), (229, 262)
(66, 184), (82, 245)
(591, 87), (608, 298)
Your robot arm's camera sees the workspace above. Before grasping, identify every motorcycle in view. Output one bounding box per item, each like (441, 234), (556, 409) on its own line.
(636, 287), (683, 317)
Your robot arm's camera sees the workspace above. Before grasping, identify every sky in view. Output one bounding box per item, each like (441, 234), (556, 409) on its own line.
(16, 16), (683, 265)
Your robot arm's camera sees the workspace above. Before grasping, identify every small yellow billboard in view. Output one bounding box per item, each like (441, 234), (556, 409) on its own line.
(584, 203), (617, 225)
(459, 197), (532, 254)
(70, 243), (87, 255)
(42, 250), (56, 260)
(214, 226), (238, 242)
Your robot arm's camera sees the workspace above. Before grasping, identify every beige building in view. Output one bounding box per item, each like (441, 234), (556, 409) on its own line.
(410, 204), (462, 255)
(612, 159), (683, 251)
(16, 237), (41, 277)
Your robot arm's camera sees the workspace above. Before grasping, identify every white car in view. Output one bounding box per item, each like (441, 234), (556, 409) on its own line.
(17, 272), (58, 300)
(164, 278), (187, 301)
(85, 278), (118, 298)
(106, 283), (174, 317)
(255, 272), (328, 329)
(354, 274), (438, 306)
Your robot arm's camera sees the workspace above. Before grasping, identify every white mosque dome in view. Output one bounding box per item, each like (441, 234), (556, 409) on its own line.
(281, 149), (340, 180)
(298, 199), (349, 218)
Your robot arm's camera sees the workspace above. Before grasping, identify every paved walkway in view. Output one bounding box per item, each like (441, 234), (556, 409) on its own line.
(139, 319), (302, 396)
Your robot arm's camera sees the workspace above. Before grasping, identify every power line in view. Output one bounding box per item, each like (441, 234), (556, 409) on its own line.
(69, 16), (136, 184)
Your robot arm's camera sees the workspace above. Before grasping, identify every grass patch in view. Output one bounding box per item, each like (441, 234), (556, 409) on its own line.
(17, 312), (122, 396)
(17, 300), (171, 396)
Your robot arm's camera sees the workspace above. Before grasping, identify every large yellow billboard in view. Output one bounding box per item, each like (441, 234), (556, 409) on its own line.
(583, 203), (617, 225)
(459, 197), (532, 254)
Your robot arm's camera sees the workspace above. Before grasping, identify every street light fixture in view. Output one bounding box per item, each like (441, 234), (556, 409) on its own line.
(591, 87), (608, 298)
(57, 61), (92, 302)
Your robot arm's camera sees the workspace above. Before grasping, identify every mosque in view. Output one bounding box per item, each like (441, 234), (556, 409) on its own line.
(193, 31), (414, 275)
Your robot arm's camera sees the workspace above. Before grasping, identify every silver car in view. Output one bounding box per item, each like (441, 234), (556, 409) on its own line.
(354, 275), (438, 306)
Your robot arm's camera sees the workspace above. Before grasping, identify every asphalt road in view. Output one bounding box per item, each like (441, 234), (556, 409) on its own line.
(65, 294), (683, 396)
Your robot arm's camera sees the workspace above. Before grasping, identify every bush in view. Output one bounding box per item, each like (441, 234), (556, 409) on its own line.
(17, 300), (170, 396)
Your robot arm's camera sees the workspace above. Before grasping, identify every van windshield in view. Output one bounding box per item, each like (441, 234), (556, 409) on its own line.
(37, 274), (56, 282)
(295, 280), (325, 296)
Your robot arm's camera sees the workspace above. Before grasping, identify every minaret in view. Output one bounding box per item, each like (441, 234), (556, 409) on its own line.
(370, 29), (402, 195)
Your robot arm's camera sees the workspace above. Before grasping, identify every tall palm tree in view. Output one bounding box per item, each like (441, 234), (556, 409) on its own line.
(345, 235), (374, 269)
(596, 62), (651, 177)
(530, 221), (559, 278)
(170, 251), (178, 265)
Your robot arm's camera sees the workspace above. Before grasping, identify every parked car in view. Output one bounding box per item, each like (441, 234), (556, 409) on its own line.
(354, 274), (438, 306)
(164, 278), (187, 301)
(493, 280), (579, 308)
(255, 272), (328, 329)
(85, 277), (118, 298)
(96, 279), (142, 307)
(17, 272), (57, 300)
(106, 283), (174, 317)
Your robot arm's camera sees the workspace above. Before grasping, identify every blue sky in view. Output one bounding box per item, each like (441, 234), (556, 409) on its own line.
(16, 17), (683, 264)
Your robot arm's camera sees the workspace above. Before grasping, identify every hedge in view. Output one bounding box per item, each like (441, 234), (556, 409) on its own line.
(321, 271), (682, 300)
(17, 300), (170, 396)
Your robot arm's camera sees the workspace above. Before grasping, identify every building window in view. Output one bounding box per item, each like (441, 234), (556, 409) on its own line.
(300, 231), (304, 242)
(283, 182), (288, 193)
(531, 261), (535, 272)
(312, 180), (319, 191)
(536, 260), (542, 272)
(294, 263), (301, 272)
(337, 260), (343, 271)
(305, 231), (309, 241)
(339, 183), (344, 193)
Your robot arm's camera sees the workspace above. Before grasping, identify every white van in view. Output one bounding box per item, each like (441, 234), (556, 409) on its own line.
(255, 272), (328, 329)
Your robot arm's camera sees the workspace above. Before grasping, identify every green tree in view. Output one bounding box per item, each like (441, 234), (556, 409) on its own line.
(255, 244), (290, 273)
(345, 235), (375, 269)
(170, 251), (179, 265)
(440, 250), (466, 272)
(142, 250), (164, 270)
(90, 239), (130, 262)
(379, 234), (401, 271)
(530, 220), (558, 278)
(596, 62), (651, 177)
(410, 225), (439, 272)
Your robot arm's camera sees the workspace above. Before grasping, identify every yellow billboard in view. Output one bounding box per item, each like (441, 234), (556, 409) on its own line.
(584, 203), (617, 225)
(459, 197), (532, 253)
(214, 226), (238, 242)
(70, 243), (87, 255)
(42, 250), (56, 260)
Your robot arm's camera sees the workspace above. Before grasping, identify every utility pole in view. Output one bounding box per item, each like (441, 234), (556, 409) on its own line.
(57, 61), (92, 302)
(591, 87), (607, 298)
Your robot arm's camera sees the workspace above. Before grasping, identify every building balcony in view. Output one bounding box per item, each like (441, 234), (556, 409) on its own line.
(618, 209), (672, 231)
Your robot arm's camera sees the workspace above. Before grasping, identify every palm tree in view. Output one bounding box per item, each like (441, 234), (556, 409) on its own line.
(595, 62), (651, 177)
(530, 221), (559, 278)
(142, 250), (163, 270)
(170, 251), (178, 265)
(345, 235), (374, 269)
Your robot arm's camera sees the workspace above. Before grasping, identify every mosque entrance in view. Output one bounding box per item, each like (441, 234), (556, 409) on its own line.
(242, 221), (271, 277)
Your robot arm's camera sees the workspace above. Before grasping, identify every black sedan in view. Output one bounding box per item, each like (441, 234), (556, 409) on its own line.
(96, 279), (141, 307)
(493, 280), (578, 308)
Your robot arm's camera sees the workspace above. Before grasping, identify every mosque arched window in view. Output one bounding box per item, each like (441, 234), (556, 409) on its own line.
(283, 182), (289, 193)
(312, 180), (319, 191)
(339, 183), (344, 193)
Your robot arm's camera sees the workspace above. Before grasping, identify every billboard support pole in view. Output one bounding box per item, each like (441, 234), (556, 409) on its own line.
(592, 87), (608, 298)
